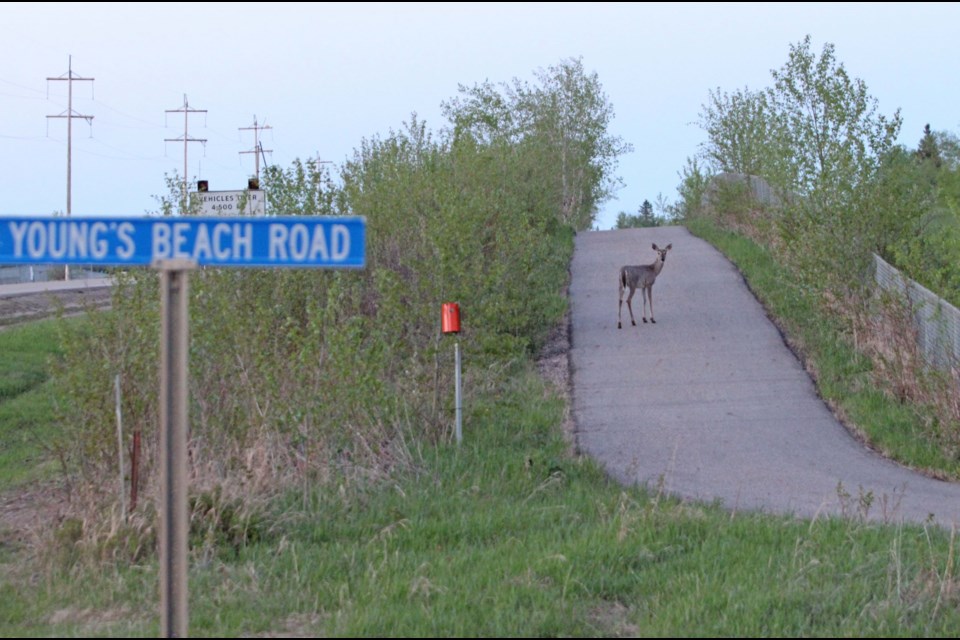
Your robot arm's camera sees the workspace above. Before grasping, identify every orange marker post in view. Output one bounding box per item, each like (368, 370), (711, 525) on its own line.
(441, 303), (462, 443)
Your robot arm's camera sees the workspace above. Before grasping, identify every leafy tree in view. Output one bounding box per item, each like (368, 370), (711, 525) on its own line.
(442, 57), (633, 230)
(697, 86), (785, 181)
(763, 36), (903, 289)
(674, 156), (712, 221)
(767, 35), (901, 200)
(653, 193), (674, 221)
(934, 130), (960, 171)
(613, 211), (634, 229)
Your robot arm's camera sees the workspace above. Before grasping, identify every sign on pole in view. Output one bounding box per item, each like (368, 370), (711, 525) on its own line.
(0, 215), (365, 268)
(191, 189), (267, 216)
(2, 214), (365, 638)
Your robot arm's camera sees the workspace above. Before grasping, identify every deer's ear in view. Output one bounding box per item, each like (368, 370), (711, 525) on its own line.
(652, 243), (658, 250)
(665, 244), (673, 250)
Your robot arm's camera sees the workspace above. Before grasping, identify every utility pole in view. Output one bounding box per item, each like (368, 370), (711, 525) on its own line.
(46, 55), (94, 281)
(239, 116), (272, 183)
(165, 95), (207, 214)
(313, 152), (333, 171)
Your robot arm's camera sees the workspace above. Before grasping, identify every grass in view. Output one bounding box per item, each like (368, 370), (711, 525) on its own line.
(3, 235), (960, 636)
(3, 356), (960, 636)
(0, 320), (65, 491)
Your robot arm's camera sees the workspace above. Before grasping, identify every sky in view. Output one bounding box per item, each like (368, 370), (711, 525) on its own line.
(2, 2), (959, 231)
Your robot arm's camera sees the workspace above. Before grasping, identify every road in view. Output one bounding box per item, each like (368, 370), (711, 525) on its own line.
(0, 277), (113, 329)
(569, 226), (960, 527)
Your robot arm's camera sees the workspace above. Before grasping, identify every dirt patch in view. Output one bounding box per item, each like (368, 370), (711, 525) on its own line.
(536, 304), (577, 455)
(0, 480), (70, 551)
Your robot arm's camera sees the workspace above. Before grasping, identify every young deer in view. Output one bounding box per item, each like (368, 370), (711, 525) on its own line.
(618, 243), (672, 329)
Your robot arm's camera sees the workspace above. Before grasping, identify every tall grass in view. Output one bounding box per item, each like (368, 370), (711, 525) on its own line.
(3, 358), (960, 636)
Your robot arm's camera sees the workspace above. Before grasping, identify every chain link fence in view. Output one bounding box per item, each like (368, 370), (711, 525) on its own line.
(873, 253), (960, 370)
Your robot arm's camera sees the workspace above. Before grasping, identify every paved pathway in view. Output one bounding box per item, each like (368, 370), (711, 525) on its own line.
(570, 226), (960, 527)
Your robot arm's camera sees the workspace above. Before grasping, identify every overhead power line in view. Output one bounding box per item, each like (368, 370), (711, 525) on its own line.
(46, 54), (94, 281)
(164, 94), (207, 213)
(239, 115), (272, 182)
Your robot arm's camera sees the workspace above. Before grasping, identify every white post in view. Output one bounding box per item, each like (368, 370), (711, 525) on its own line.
(455, 340), (462, 444)
(115, 374), (126, 521)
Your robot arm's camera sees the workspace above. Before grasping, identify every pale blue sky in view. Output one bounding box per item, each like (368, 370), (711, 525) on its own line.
(2, 2), (958, 230)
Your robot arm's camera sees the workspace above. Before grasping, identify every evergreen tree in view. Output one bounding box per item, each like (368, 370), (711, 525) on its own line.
(639, 200), (657, 226)
(916, 123), (943, 168)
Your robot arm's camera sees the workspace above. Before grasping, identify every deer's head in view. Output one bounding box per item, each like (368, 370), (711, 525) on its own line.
(652, 243), (672, 264)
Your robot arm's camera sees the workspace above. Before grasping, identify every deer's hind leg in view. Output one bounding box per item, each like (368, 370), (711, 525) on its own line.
(619, 286), (637, 329)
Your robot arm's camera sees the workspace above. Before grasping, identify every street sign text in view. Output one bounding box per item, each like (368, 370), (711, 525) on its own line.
(0, 216), (365, 268)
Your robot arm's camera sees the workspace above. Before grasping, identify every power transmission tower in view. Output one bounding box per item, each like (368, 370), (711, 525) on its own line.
(239, 116), (272, 183)
(164, 94), (207, 213)
(46, 55), (94, 281)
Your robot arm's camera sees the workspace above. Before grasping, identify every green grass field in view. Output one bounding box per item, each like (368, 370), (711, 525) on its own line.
(2, 233), (960, 636)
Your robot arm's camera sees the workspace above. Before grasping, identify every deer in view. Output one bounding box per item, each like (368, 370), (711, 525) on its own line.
(618, 243), (672, 329)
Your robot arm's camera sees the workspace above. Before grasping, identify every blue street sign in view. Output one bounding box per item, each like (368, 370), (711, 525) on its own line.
(0, 216), (365, 268)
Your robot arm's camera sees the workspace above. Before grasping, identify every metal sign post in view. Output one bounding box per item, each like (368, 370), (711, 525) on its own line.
(157, 259), (194, 639)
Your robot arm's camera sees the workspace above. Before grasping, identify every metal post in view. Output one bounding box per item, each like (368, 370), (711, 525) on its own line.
(115, 374), (126, 520)
(455, 339), (462, 444)
(158, 261), (193, 638)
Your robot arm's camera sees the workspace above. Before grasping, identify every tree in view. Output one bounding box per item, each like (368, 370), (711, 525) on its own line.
(442, 57), (633, 230)
(674, 156), (712, 220)
(614, 200), (662, 228)
(757, 35), (904, 291)
(614, 211), (637, 229)
(638, 200), (653, 222)
(917, 123), (943, 168)
(767, 35), (901, 200)
(697, 86), (784, 181)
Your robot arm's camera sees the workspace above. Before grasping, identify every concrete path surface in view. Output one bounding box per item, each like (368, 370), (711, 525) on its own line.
(570, 226), (960, 527)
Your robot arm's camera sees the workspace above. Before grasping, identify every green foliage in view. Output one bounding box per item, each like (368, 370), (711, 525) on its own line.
(50, 270), (160, 496)
(0, 321), (62, 401)
(693, 35), (908, 299)
(0, 320), (64, 489)
(769, 36), (901, 198)
(690, 39), (960, 457)
(697, 86), (784, 180)
(45, 59), (619, 557)
(882, 127), (960, 309)
(615, 200), (664, 228)
(442, 56), (633, 230)
(674, 156), (712, 221)
(691, 57), (960, 462)
(5, 363), (960, 637)
(916, 124), (943, 168)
